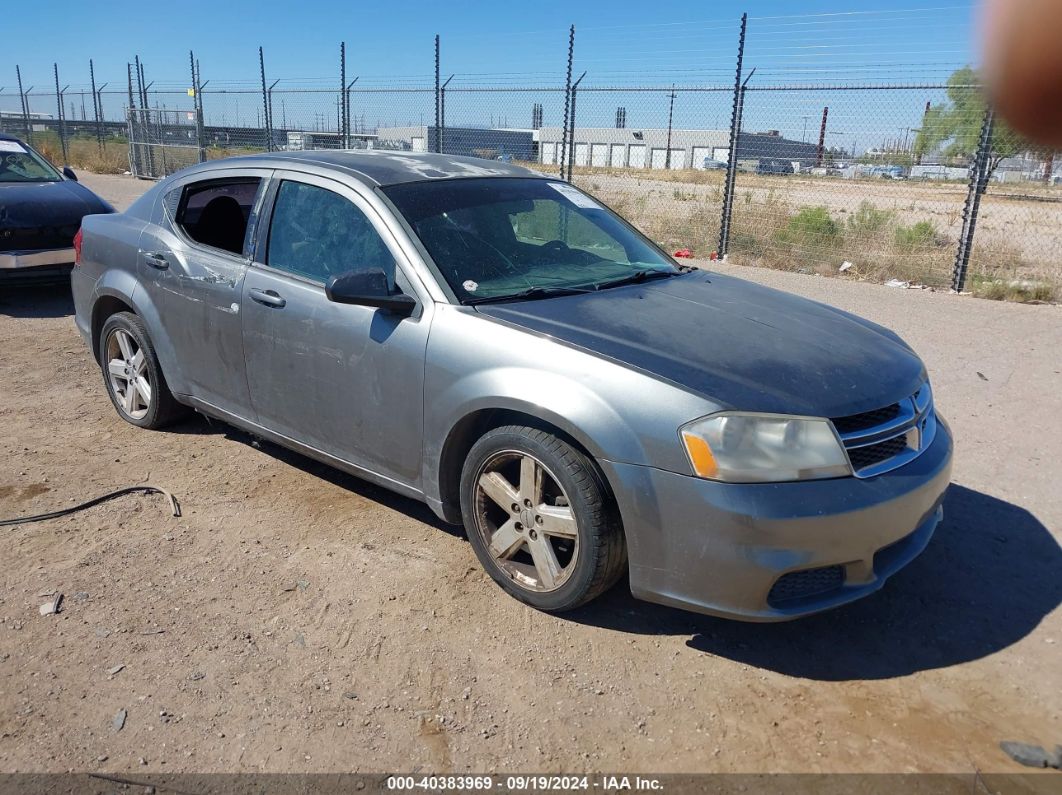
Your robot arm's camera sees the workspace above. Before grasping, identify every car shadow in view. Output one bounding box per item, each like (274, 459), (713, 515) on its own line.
(561, 484), (1062, 681)
(163, 413), (462, 538)
(156, 413), (1062, 679)
(0, 282), (75, 318)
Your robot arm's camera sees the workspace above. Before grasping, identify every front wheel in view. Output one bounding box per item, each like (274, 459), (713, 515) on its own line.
(459, 425), (626, 612)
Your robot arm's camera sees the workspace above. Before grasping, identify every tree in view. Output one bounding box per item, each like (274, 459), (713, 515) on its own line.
(913, 66), (1028, 177)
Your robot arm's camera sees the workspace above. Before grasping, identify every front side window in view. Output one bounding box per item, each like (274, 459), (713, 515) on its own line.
(0, 140), (62, 183)
(382, 177), (679, 303)
(175, 178), (261, 256)
(266, 180), (393, 284)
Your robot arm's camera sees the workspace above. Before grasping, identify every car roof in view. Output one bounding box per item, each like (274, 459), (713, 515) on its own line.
(180, 150), (545, 187)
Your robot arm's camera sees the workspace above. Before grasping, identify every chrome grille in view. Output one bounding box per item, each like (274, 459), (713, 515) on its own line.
(831, 382), (935, 478)
(831, 403), (902, 435)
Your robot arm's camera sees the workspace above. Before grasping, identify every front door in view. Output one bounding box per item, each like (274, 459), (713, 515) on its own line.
(241, 172), (430, 488)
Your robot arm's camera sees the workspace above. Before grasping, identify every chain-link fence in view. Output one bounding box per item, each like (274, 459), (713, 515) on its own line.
(4, 10), (1059, 301)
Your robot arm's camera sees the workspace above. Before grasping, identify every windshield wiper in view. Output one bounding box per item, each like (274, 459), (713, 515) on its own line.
(593, 268), (686, 291)
(465, 285), (594, 305)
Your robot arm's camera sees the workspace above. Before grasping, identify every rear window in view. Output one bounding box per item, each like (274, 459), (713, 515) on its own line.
(175, 178), (261, 256)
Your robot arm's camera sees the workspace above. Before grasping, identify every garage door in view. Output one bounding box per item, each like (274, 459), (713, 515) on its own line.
(692, 147), (712, 169)
(650, 148), (668, 169)
(574, 143), (589, 166)
(628, 145), (646, 168)
(668, 149), (686, 169)
(713, 146), (730, 163)
(591, 143), (608, 167)
(609, 144), (625, 167)
(541, 142), (556, 165)
(411, 136), (426, 152)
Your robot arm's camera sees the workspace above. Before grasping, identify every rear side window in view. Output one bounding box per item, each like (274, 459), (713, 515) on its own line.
(175, 178), (261, 256)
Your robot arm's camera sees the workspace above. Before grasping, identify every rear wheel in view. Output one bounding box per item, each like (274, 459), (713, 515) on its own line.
(460, 425), (626, 612)
(99, 312), (185, 429)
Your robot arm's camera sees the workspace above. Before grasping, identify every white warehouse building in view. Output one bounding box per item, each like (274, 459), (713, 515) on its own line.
(537, 126), (819, 170)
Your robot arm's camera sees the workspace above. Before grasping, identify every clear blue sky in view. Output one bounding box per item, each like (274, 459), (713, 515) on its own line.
(5, 1), (979, 88)
(2, 1), (980, 153)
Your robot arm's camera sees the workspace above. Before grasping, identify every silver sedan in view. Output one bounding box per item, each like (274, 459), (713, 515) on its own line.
(71, 151), (952, 620)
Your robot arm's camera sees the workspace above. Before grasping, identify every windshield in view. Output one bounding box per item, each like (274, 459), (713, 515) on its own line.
(382, 178), (680, 303)
(0, 140), (62, 183)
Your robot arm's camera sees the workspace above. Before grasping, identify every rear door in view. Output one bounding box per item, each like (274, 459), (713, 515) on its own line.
(137, 168), (270, 416)
(241, 170), (431, 487)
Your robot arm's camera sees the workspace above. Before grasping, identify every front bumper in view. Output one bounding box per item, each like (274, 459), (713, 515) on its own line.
(603, 415), (953, 621)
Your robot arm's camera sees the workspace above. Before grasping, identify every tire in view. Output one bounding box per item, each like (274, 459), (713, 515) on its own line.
(460, 425), (627, 612)
(99, 312), (186, 429)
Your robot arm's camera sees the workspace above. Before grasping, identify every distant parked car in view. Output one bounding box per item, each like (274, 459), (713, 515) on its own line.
(701, 158), (727, 170)
(0, 133), (114, 282)
(756, 158), (794, 175)
(72, 151), (951, 620)
(867, 164), (907, 180)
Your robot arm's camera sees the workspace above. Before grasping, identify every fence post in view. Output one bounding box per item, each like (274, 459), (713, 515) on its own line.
(566, 71), (585, 183)
(664, 85), (677, 170)
(952, 104), (995, 293)
(16, 66), (31, 143)
(259, 47), (270, 151)
(190, 52), (205, 163)
(134, 56), (155, 177)
(53, 64), (68, 164)
(433, 35), (441, 153)
(126, 63), (138, 176)
(90, 59), (103, 153)
(718, 12), (747, 259)
(439, 74), (453, 154)
(559, 24), (575, 179)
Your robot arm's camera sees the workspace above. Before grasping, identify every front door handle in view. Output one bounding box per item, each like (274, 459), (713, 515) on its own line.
(144, 251), (169, 270)
(249, 288), (286, 308)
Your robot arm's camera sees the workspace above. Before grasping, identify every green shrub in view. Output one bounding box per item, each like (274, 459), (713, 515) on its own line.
(778, 206), (840, 249)
(894, 221), (937, 250)
(847, 201), (894, 235)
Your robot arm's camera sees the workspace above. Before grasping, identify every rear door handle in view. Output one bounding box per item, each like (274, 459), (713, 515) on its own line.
(144, 251), (169, 270)
(249, 288), (286, 308)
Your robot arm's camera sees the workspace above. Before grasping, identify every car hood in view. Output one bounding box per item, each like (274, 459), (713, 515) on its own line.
(0, 179), (113, 227)
(474, 270), (926, 418)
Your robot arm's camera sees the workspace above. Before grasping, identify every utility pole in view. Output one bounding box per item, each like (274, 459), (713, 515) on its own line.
(664, 84), (677, 170)
(816, 105), (829, 167)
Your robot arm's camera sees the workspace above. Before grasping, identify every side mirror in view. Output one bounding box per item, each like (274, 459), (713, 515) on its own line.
(62, 166), (78, 182)
(326, 267), (416, 316)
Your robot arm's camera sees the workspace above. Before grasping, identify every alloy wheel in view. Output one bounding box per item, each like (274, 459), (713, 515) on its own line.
(472, 450), (580, 592)
(105, 328), (152, 420)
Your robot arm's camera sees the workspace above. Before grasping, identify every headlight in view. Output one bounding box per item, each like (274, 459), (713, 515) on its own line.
(680, 413), (851, 483)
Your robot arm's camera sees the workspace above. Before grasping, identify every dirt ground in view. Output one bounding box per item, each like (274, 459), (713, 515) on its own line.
(0, 173), (1059, 778)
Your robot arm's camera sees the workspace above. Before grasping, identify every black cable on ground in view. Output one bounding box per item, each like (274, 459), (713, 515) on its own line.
(0, 485), (180, 527)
